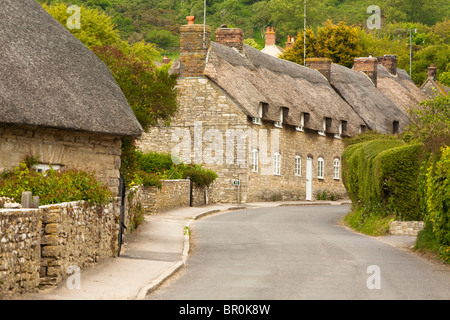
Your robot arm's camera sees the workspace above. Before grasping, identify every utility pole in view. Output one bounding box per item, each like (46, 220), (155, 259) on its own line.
(396, 28), (416, 77)
(203, 0), (207, 49)
(304, 0), (306, 66)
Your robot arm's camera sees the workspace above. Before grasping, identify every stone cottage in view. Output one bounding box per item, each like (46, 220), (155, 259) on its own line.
(138, 18), (370, 203)
(0, 0), (143, 194)
(137, 18), (425, 204)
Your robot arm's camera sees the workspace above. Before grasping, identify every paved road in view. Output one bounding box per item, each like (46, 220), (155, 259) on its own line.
(146, 205), (450, 300)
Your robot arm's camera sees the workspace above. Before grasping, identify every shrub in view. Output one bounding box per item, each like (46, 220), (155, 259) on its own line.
(0, 162), (112, 205)
(180, 165), (218, 188)
(425, 146), (450, 246)
(131, 151), (218, 189)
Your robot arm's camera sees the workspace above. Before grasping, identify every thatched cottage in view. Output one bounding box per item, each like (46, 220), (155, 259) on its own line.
(138, 18), (368, 203)
(420, 64), (450, 99)
(0, 0), (143, 193)
(138, 18), (425, 203)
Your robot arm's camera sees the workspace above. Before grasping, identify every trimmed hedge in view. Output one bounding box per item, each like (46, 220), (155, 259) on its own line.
(373, 143), (422, 220)
(342, 138), (422, 220)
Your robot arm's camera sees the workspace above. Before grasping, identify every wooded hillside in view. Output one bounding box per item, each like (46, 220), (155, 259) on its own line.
(37, 0), (449, 85)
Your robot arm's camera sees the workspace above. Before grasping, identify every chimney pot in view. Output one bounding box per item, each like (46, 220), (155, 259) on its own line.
(186, 16), (195, 25)
(427, 64), (437, 80)
(265, 26), (276, 46)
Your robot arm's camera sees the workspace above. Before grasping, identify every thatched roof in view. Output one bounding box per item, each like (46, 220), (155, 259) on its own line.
(0, 0), (142, 137)
(330, 63), (410, 134)
(377, 65), (427, 114)
(192, 42), (366, 136)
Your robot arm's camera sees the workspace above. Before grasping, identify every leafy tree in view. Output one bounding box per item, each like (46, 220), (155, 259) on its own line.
(243, 38), (263, 50)
(402, 95), (450, 143)
(280, 21), (362, 68)
(315, 20), (363, 67)
(43, 3), (121, 49)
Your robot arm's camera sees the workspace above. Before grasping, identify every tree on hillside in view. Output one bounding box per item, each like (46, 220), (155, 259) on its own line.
(43, 3), (120, 48)
(280, 20), (362, 68)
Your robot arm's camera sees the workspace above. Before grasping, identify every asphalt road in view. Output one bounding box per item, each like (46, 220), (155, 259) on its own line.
(146, 205), (450, 300)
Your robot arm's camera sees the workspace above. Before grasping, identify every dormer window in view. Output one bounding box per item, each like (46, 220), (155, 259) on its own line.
(274, 108), (283, 128)
(335, 120), (347, 139)
(360, 125), (367, 134)
(296, 112), (305, 132)
(393, 121), (399, 134)
(319, 117), (329, 136)
(252, 103), (263, 125)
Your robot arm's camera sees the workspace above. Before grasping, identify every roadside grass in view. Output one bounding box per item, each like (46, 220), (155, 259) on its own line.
(344, 205), (449, 265)
(343, 206), (394, 236)
(414, 225), (443, 261)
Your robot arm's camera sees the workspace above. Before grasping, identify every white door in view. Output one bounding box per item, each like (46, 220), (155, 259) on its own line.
(306, 157), (313, 201)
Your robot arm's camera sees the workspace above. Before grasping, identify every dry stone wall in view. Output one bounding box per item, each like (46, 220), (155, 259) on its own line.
(0, 179), (198, 296)
(0, 209), (42, 296)
(39, 201), (121, 289)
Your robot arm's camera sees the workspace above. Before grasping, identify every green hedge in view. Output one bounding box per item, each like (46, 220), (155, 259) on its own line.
(373, 143), (422, 220)
(342, 139), (405, 206)
(425, 146), (450, 247)
(342, 138), (422, 220)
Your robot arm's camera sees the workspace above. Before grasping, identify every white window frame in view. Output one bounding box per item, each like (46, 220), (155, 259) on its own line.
(295, 156), (302, 176)
(333, 158), (340, 180)
(251, 149), (259, 172)
(296, 112), (305, 132)
(33, 163), (62, 174)
(274, 108), (283, 128)
(273, 152), (281, 175)
(318, 117), (326, 136)
(253, 104), (263, 125)
(317, 157), (324, 179)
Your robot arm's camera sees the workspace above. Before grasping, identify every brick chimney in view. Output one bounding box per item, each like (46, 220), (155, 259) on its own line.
(427, 64), (437, 80)
(162, 55), (172, 65)
(305, 58), (332, 82)
(265, 26), (276, 46)
(378, 54), (397, 75)
(215, 25), (244, 54)
(353, 57), (378, 87)
(179, 16), (211, 78)
(285, 35), (294, 50)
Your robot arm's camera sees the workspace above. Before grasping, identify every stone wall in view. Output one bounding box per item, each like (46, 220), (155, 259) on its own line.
(389, 221), (425, 236)
(0, 124), (122, 194)
(130, 180), (191, 215)
(0, 177), (198, 296)
(0, 209), (42, 296)
(39, 201), (121, 289)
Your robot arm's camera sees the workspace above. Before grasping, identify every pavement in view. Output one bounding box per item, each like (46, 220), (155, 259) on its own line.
(15, 199), (418, 300)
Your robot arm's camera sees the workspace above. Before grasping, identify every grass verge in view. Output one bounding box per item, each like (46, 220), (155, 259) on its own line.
(343, 206), (394, 236)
